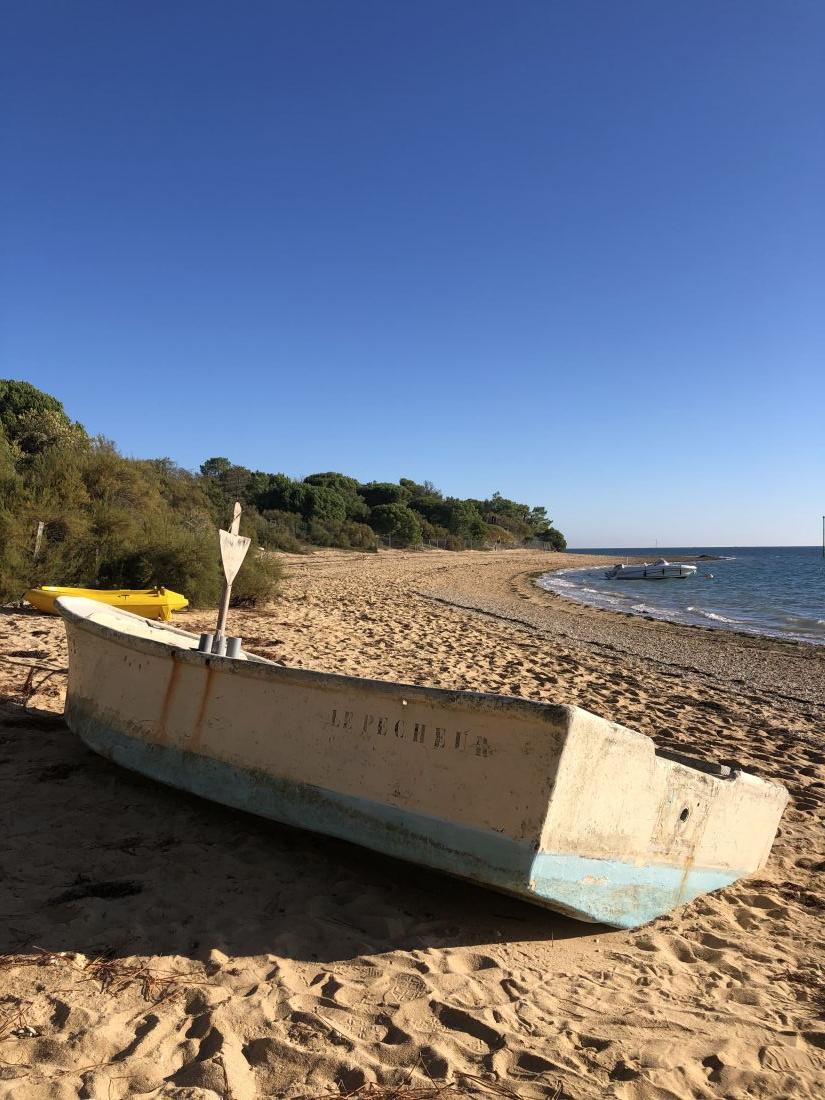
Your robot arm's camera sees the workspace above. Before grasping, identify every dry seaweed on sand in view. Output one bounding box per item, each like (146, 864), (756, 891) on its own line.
(0, 653), (68, 703)
(78, 953), (184, 1003)
(0, 947), (205, 1006)
(304, 1065), (560, 1099)
(0, 994), (37, 1043)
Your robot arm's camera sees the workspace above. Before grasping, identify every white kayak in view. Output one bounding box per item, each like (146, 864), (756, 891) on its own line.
(605, 558), (697, 580)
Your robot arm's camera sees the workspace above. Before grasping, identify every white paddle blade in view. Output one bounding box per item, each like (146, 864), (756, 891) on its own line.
(219, 529), (251, 584)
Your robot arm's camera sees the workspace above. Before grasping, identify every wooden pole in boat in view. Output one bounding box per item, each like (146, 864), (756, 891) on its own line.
(214, 501), (251, 652)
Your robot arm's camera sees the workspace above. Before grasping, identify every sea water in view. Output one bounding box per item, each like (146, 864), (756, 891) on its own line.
(537, 546), (825, 646)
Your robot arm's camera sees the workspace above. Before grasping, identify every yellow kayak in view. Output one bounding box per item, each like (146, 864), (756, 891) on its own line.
(24, 586), (188, 622)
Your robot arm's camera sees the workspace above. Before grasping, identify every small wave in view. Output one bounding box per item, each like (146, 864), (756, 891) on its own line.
(686, 606), (739, 624)
(691, 609), (738, 624)
(775, 613), (825, 629)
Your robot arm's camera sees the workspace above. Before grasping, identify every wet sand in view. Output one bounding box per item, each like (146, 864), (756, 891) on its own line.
(1, 548), (822, 1098)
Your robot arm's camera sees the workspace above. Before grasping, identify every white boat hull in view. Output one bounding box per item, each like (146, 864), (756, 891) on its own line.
(57, 597), (788, 929)
(606, 561), (698, 580)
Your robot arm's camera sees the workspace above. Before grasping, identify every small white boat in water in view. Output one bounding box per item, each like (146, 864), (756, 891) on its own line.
(56, 596), (787, 929)
(605, 558), (697, 580)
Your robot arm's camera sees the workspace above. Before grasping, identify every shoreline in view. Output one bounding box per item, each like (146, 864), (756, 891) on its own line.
(543, 548), (825, 652)
(400, 551), (825, 708)
(534, 562), (825, 655)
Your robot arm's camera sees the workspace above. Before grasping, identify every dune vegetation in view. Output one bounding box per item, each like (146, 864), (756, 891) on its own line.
(0, 380), (565, 606)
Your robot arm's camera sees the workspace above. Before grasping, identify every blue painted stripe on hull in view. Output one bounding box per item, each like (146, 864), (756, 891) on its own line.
(70, 708), (741, 929)
(530, 853), (736, 929)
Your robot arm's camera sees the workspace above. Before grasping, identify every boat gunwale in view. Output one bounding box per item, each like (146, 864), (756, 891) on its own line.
(56, 596), (581, 726)
(59, 597), (789, 796)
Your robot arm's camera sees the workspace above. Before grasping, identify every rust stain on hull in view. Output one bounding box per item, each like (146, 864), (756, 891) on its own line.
(155, 655), (181, 746)
(187, 663), (217, 753)
(675, 851), (697, 906)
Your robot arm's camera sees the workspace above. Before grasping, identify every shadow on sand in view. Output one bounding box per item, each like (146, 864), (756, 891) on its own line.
(0, 700), (600, 967)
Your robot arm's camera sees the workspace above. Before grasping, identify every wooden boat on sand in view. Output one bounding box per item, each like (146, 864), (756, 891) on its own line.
(57, 596), (788, 929)
(26, 585), (188, 621)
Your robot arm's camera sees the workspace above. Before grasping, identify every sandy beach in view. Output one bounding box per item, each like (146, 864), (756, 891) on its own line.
(1, 548), (822, 1099)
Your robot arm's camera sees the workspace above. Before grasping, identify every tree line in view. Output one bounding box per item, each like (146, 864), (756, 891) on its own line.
(0, 380), (566, 606)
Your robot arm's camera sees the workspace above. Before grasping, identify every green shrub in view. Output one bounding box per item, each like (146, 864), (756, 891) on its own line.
(258, 509), (307, 553)
(339, 521), (378, 551)
(441, 499), (487, 540)
(98, 529), (223, 607)
(0, 508), (32, 597)
(304, 472), (359, 494)
(306, 519), (336, 547)
(264, 529), (306, 553)
(303, 472), (368, 520)
(304, 485), (347, 526)
(0, 379), (85, 454)
(230, 550), (282, 607)
(485, 524), (516, 546)
(369, 503), (422, 545)
(358, 481), (411, 508)
(540, 527), (567, 550)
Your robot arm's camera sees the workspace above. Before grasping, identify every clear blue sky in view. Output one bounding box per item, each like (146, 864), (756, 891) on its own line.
(2, 1), (823, 546)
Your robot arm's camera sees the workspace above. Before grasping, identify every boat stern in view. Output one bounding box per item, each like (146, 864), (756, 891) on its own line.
(530, 707), (789, 927)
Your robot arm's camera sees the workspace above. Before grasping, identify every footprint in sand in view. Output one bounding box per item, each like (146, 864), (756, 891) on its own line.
(429, 1000), (505, 1054)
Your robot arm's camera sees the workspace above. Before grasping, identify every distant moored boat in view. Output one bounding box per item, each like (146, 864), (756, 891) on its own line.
(605, 559), (697, 580)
